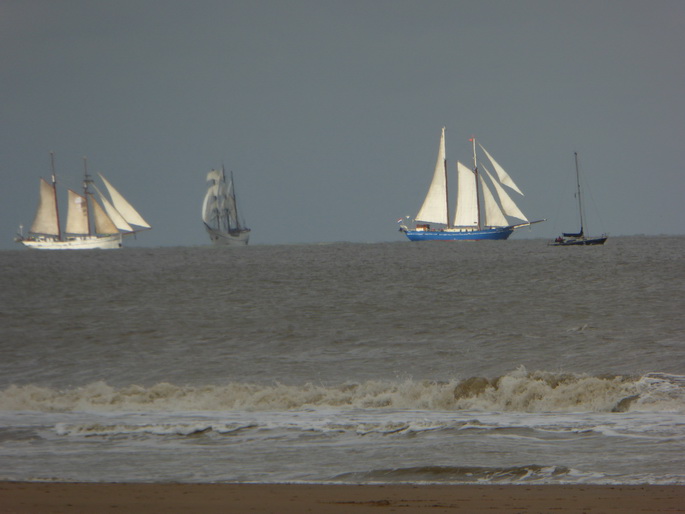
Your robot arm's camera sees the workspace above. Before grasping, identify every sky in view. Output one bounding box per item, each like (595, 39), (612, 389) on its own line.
(1, 0), (684, 249)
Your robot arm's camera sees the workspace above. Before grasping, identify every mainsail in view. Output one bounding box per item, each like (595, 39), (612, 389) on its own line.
(454, 161), (478, 227)
(30, 178), (60, 236)
(415, 127), (448, 225)
(65, 190), (89, 234)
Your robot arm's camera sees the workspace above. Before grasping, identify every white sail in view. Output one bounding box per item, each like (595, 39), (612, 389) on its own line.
(479, 143), (524, 195)
(65, 190), (89, 235)
(206, 169), (222, 183)
(98, 173), (151, 229)
(202, 187), (213, 224)
(30, 178), (60, 235)
(480, 175), (509, 227)
(91, 197), (119, 234)
(482, 166), (528, 222)
(203, 170), (223, 224)
(454, 161), (478, 227)
(416, 127), (448, 225)
(203, 183), (221, 225)
(93, 184), (134, 232)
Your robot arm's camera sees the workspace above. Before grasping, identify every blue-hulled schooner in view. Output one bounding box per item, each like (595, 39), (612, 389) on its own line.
(399, 127), (544, 241)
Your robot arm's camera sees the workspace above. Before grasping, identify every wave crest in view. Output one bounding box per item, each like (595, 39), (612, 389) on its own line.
(1, 368), (683, 413)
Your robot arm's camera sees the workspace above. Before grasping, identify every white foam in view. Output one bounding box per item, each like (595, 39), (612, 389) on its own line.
(1, 368), (683, 414)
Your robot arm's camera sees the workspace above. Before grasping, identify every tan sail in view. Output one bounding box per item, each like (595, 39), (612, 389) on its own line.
(65, 190), (89, 235)
(93, 184), (134, 232)
(99, 173), (151, 229)
(91, 197), (119, 234)
(30, 178), (60, 235)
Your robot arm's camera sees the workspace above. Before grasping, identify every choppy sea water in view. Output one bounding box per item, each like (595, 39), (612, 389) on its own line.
(0, 236), (683, 484)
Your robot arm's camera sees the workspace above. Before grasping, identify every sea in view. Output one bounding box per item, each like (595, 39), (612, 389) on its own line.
(0, 236), (683, 485)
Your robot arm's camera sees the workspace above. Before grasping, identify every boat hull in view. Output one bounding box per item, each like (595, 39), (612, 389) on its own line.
(549, 236), (607, 246)
(403, 227), (514, 241)
(205, 225), (250, 246)
(18, 234), (123, 250)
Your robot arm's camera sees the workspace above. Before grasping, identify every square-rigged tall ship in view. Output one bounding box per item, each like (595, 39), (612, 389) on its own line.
(202, 166), (250, 246)
(399, 127), (544, 241)
(15, 153), (151, 250)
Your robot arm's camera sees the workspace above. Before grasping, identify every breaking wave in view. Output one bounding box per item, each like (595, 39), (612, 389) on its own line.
(1, 368), (683, 413)
(333, 465), (580, 483)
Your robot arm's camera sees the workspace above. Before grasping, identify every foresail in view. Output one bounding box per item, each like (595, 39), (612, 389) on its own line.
(93, 185), (134, 232)
(454, 162), (478, 227)
(65, 190), (89, 235)
(483, 166), (528, 222)
(480, 175), (509, 227)
(30, 178), (60, 235)
(479, 143), (524, 195)
(99, 173), (151, 229)
(91, 197), (119, 234)
(416, 127), (448, 225)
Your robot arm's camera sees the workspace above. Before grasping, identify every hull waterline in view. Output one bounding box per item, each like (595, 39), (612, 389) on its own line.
(18, 234), (123, 250)
(402, 227), (514, 241)
(549, 236), (607, 246)
(205, 225), (250, 246)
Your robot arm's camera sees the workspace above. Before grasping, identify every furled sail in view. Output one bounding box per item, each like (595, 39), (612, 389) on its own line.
(99, 173), (151, 229)
(416, 127), (448, 225)
(65, 190), (89, 234)
(454, 161), (478, 227)
(30, 178), (60, 235)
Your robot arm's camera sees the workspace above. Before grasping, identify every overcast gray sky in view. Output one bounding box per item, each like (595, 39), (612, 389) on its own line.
(2, 0), (683, 249)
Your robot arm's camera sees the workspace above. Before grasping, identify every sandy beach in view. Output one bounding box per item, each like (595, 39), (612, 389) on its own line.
(0, 483), (683, 513)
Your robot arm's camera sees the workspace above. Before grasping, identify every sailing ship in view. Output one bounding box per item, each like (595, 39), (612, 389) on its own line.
(399, 127), (544, 241)
(550, 152), (607, 246)
(202, 166), (250, 245)
(15, 153), (151, 250)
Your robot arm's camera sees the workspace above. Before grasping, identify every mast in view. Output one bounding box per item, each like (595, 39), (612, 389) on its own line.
(221, 164), (229, 232)
(574, 152), (584, 235)
(230, 169), (241, 231)
(82, 157), (93, 236)
(50, 152), (62, 241)
(471, 138), (482, 230)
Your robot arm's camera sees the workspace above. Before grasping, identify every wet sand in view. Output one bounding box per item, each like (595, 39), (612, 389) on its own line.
(1, 482), (683, 513)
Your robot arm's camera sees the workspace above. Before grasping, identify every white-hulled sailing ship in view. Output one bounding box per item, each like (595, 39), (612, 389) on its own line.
(399, 127), (544, 241)
(202, 166), (250, 245)
(15, 153), (151, 250)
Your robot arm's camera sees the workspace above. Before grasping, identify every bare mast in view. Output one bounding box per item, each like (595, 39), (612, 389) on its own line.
(82, 157), (93, 236)
(574, 152), (585, 236)
(50, 152), (63, 241)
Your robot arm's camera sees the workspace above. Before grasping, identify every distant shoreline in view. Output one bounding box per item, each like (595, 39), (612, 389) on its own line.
(1, 482), (683, 513)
